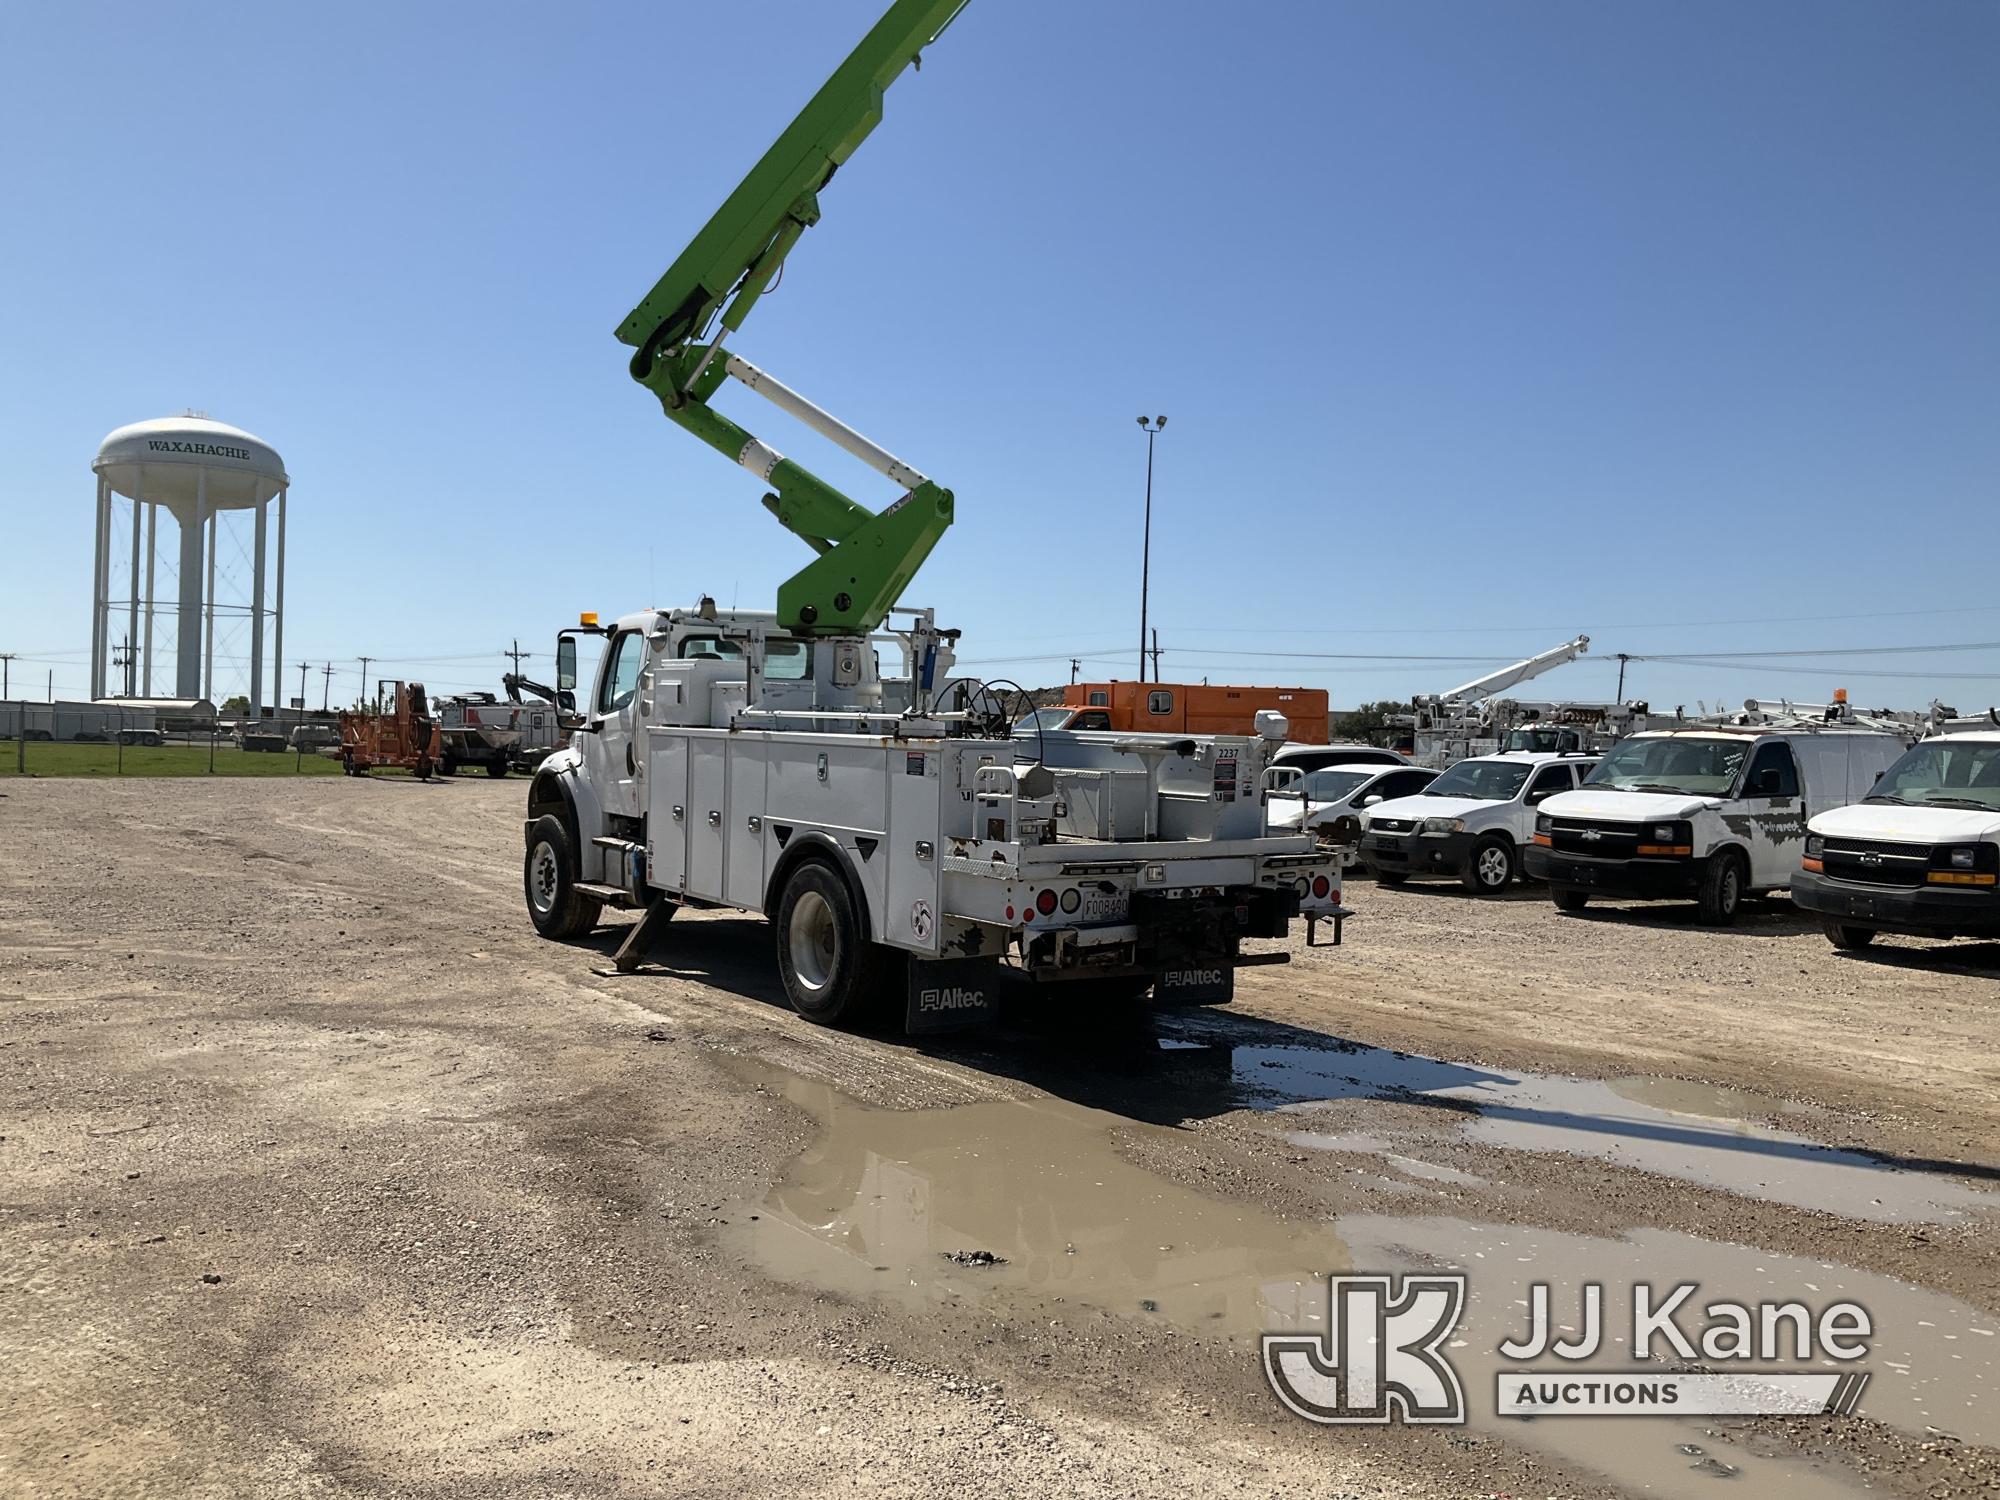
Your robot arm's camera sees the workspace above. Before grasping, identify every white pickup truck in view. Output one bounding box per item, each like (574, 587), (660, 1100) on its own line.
(522, 604), (1347, 1029)
(1793, 715), (2000, 951)
(1526, 721), (1912, 924)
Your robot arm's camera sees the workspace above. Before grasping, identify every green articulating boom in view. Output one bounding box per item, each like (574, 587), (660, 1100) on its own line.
(616, 0), (971, 638)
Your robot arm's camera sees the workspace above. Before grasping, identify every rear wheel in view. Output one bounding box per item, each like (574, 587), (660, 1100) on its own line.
(1823, 919), (1877, 950)
(524, 814), (602, 939)
(1696, 850), (1747, 925)
(438, 756), (459, 777)
(1462, 836), (1516, 893)
(1373, 869), (1409, 886)
(773, 860), (888, 1027)
(1552, 888), (1590, 912)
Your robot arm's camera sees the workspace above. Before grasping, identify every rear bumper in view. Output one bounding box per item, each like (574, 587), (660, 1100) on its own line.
(1361, 829), (1475, 878)
(1524, 846), (1703, 899)
(1792, 871), (2000, 939)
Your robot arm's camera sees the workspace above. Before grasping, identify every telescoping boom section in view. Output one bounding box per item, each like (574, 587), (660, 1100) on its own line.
(616, 0), (971, 639)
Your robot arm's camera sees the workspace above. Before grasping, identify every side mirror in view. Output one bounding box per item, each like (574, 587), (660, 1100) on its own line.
(557, 637), (577, 692)
(1361, 794), (1383, 807)
(1752, 767), (1783, 795)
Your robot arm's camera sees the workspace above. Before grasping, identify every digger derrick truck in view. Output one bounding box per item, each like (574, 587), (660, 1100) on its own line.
(522, 0), (1346, 1030)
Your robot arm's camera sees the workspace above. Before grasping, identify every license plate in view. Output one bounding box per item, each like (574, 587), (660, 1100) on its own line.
(1574, 865), (1599, 886)
(1081, 889), (1129, 922)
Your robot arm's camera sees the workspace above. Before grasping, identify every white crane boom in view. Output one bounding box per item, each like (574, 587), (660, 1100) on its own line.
(1424, 635), (1591, 706)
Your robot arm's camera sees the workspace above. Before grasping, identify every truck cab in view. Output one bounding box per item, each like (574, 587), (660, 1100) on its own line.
(1525, 724), (1912, 924)
(1792, 719), (2000, 951)
(1359, 751), (1596, 893)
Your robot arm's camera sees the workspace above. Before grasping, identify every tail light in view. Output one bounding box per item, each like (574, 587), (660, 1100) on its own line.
(1311, 875), (1331, 899)
(1036, 888), (1058, 915)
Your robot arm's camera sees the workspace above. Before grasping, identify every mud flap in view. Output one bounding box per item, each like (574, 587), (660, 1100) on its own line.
(905, 956), (1001, 1034)
(1153, 965), (1236, 1006)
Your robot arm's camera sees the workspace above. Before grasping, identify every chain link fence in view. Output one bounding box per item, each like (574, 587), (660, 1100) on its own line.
(0, 702), (342, 777)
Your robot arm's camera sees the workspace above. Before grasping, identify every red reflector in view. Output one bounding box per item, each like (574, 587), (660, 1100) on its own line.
(1004, 905), (1015, 921)
(1311, 875), (1331, 898)
(1036, 888), (1058, 915)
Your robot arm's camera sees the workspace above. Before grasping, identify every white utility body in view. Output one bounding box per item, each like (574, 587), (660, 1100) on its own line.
(1526, 705), (1914, 924)
(1792, 713), (2000, 952)
(525, 603), (1346, 1029)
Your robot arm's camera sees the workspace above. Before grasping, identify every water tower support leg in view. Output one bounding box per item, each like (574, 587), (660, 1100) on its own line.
(250, 496), (268, 717)
(272, 487), (286, 711)
(179, 470), (206, 702)
(142, 504), (157, 697)
(90, 477), (110, 699)
(203, 509), (216, 702)
(127, 491), (141, 696)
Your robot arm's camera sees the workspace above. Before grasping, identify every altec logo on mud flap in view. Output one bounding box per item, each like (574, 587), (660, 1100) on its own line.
(916, 986), (985, 1013)
(1266, 1275), (1875, 1425)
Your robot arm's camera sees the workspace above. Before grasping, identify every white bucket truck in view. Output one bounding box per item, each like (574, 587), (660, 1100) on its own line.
(1793, 710), (2000, 951)
(1525, 703), (1913, 924)
(523, 603), (1345, 1029)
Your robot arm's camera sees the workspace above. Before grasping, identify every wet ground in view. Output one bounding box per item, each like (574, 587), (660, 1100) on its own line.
(3, 779), (1996, 1498)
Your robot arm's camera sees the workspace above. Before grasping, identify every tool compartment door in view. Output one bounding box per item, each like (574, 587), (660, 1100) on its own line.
(646, 734), (690, 896)
(685, 737), (728, 902)
(885, 745), (946, 953)
(725, 740), (769, 911)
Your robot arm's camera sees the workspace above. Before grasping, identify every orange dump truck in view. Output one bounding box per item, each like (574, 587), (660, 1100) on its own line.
(1053, 682), (1329, 743)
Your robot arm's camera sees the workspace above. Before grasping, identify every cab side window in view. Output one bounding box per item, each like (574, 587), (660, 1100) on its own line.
(1072, 710), (1112, 730)
(1744, 743), (1801, 798)
(598, 631), (643, 714)
(1526, 766), (1573, 803)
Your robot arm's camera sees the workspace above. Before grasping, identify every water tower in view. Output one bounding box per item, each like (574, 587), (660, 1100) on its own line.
(90, 415), (289, 711)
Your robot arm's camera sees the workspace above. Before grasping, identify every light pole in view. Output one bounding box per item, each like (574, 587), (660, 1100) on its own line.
(1137, 415), (1166, 682)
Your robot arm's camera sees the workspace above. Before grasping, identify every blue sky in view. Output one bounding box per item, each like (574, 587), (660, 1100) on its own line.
(1, 0), (1994, 714)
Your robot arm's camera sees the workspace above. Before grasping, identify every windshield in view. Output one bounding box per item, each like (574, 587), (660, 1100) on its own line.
(1425, 760), (1532, 802)
(1014, 708), (1074, 732)
(1585, 735), (1746, 795)
(1868, 738), (2000, 811)
(1295, 768), (1373, 803)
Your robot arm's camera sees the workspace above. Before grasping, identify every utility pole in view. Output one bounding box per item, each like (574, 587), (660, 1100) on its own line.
(297, 662), (309, 721)
(1136, 415), (1166, 683)
(113, 636), (135, 697)
(1069, 658), (1080, 686)
(321, 662), (335, 712)
(357, 656), (373, 711)
(1615, 653), (1630, 699)
(0, 652), (13, 699)
(504, 638), (531, 676)
(1148, 628), (1162, 682)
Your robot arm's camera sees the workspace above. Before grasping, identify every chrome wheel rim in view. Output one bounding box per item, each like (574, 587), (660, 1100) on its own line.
(1476, 846), (1510, 887)
(788, 890), (839, 994)
(529, 842), (559, 914)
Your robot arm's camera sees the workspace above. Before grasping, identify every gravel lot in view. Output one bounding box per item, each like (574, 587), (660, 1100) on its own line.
(3, 778), (1994, 1498)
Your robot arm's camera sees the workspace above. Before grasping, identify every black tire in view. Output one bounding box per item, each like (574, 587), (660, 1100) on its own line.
(1374, 870), (1409, 886)
(772, 859), (888, 1027)
(438, 756), (458, 777)
(484, 759), (508, 779)
(1696, 850), (1747, 926)
(1823, 919), (1877, 950)
(415, 758), (433, 782)
(1461, 836), (1516, 894)
(1552, 888), (1589, 912)
(524, 813), (602, 939)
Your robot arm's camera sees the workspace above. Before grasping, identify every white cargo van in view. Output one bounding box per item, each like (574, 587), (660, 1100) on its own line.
(1525, 722), (1911, 924)
(1792, 716), (2000, 950)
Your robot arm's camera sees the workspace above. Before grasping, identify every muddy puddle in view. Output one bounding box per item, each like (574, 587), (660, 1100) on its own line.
(725, 1055), (1996, 1500)
(1162, 1021), (1995, 1223)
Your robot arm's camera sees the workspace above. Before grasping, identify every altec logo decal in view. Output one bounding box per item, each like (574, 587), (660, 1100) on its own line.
(917, 986), (985, 1013)
(1164, 969), (1225, 987)
(145, 438), (254, 461)
(1265, 1275), (1467, 1424)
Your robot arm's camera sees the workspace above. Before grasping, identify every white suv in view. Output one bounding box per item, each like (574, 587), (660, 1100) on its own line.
(1359, 752), (1597, 893)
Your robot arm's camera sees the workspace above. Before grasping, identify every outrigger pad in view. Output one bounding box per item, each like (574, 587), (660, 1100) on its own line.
(1154, 965), (1236, 1006)
(904, 955), (999, 1034)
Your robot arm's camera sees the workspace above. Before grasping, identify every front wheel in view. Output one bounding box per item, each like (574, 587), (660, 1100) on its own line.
(1696, 851), (1747, 925)
(773, 860), (887, 1027)
(484, 759), (508, 778)
(1823, 919), (1877, 950)
(1462, 837), (1516, 894)
(524, 814), (602, 940)
(1552, 888), (1590, 912)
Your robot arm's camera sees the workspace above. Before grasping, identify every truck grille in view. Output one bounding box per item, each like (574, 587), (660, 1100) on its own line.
(1547, 819), (1642, 858)
(1370, 817), (1417, 834)
(1821, 838), (1932, 889)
